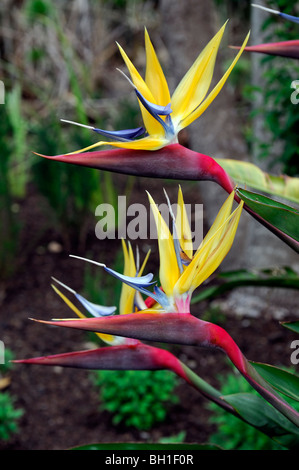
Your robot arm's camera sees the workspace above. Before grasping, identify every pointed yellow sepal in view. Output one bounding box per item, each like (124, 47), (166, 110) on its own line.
(171, 21), (227, 129)
(119, 240), (136, 316)
(144, 28), (171, 107)
(117, 42), (165, 138)
(119, 240), (151, 316)
(51, 285), (115, 345)
(175, 186), (193, 259)
(66, 135), (168, 154)
(174, 192), (243, 296)
(147, 192), (180, 297)
(179, 30), (250, 129)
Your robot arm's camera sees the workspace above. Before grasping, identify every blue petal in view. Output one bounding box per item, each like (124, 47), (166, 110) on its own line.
(251, 4), (299, 25)
(104, 266), (155, 287)
(93, 126), (145, 141)
(134, 92), (172, 116)
(103, 266), (163, 304)
(135, 88), (172, 116)
(153, 286), (170, 309)
(75, 293), (117, 318)
(134, 88), (174, 135)
(68, 255), (163, 307)
(279, 12), (299, 24)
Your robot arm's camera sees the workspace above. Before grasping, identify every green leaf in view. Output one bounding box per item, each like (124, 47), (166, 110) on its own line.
(281, 321), (299, 335)
(216, 158), (299, 205)
(71, 442), (221, 450)
(250, 363), (299, 402)
(236, 188), (299, 247)
(223, 393), (299, 449)
(191, 267), (299, 304)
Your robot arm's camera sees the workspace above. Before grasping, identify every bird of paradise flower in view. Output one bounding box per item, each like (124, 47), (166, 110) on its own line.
(58, 24), (249, 152)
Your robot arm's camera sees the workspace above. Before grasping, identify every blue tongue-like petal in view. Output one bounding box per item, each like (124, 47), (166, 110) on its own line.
(60, 119), (145, 142)
(51, 277), (117, 318)
(252, 4), (299, 24)
(117, 67), (174, 137)
(93, 126), (145, 141)
(68, 255), (166, 307)
(134, 87), (173, 134)
(103, 267), (155, 287)
(75, 293), (117, 317)
(279, 12), (299, 24)
(152, 286), (170, 310)
(134, 89), (172, 117)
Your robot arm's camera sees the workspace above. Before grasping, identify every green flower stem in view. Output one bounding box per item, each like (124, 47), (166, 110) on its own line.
(179, 361), (239, 416)
(209, 323), (299, 427)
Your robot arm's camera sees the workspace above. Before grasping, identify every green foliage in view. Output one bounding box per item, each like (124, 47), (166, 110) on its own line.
(248, 1), (299, 176)
(281, 320), (299, 335)
(158, 431), (186, 444)
(200, 306), (227, 325)
(251, 362), (299, 402)
(0, 349), (23, 441)
(236, 188), (299, 250)
(31, 113), (102, 248)
(0, 348), (15, 375)
(0, 101), (21, 279)
(91, 369), (179, 430)
(6, 85), (29, 199)
(72, 442), (220, 450)
(208, 370), (299, 450)
(192, 266), (299, 305)
(0, 392), (23, 441)
(24, 0), (55, 22)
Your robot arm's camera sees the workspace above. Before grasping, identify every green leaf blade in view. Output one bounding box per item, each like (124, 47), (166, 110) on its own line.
(251, 363), (299, 402)
(281, 321), (299, 335)
(236, 188), (299, 244)
(223, 392), (299, 449)
(71, 442), (221, 450)
(216, 158), (299, 205)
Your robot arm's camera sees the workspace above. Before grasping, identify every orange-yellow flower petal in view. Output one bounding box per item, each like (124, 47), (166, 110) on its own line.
(180, 31), (250, 129)
(66, 135), (168, 154)
(144, 28), (171, 107)
(147, 192), (180, 297)
(171, 22), (227, 129)
(174, 193), (243, 296)
(117, 42), (165, 138)
(175, 185), (193, 259)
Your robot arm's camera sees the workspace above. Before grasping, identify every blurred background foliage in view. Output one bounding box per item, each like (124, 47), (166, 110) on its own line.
(0, 0), (160, 279)
(215, 0), (299, 177)
(243, 0), (299, 176)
